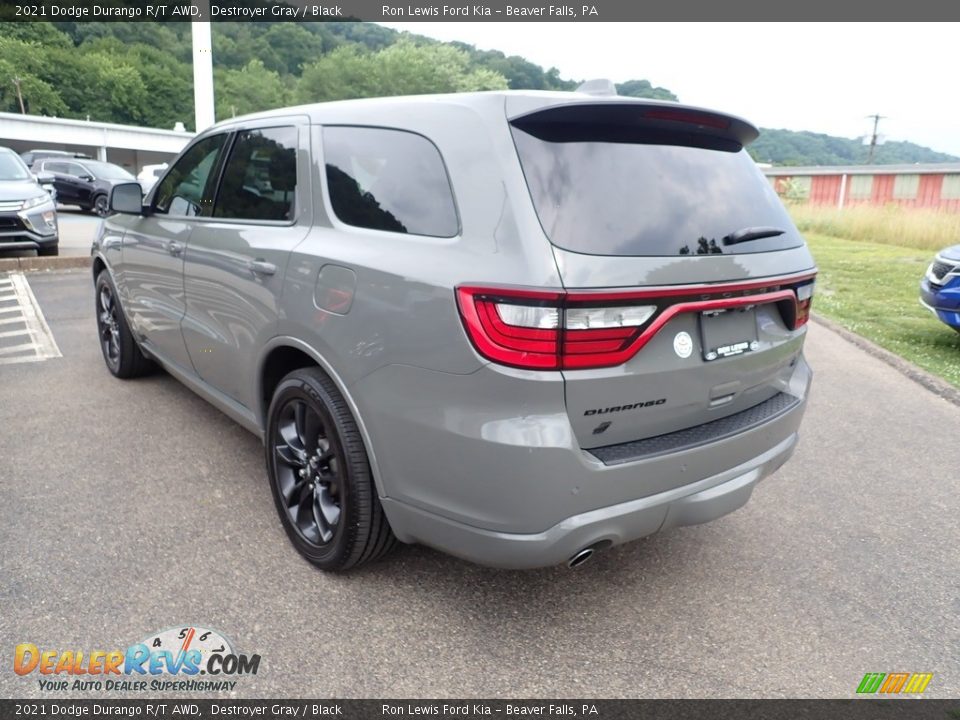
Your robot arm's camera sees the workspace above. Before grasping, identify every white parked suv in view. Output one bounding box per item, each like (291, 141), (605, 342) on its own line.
(137, 163), (168, 194)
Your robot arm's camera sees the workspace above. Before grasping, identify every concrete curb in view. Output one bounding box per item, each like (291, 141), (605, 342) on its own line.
(812, 313), (960, 408)
(0, 256), (90, 272)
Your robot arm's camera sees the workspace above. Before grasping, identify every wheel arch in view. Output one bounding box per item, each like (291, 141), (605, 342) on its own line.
(257, 337), (388, 498)
(92, 254), (107, 282)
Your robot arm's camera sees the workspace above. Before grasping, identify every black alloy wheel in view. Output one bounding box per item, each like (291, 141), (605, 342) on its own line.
(93, 194), (110, 217)
(273, 398), (344, 546)
(94, 271), (152, 378)
(97, 280), (122, 372)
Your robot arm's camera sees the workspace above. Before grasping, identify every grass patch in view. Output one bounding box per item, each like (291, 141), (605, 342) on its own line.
(805, 233), (960, 387)
(790, 204), (960, 252)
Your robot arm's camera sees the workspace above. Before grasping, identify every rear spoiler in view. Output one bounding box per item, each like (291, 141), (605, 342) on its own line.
(509, 102), (759, 152)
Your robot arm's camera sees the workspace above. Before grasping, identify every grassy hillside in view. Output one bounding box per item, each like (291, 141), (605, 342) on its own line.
(751, 128), (958, 166)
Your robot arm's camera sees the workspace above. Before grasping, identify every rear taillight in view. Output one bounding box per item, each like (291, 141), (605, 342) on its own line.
(457, 275), (815, 371)
(794, 282), (815, 328)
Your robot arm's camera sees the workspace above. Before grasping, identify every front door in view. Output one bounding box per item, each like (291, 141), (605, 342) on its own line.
(120, 133), (229, 372)
(181, 120), (310, 410)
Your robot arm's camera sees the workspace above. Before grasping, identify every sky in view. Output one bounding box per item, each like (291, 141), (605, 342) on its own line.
(379, 22), (960, 157)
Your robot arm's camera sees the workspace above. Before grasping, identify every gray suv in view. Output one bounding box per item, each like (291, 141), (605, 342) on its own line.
(92, 89), (815, 571)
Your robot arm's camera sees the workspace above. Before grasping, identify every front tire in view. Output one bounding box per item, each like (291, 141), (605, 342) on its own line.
(95, 271), (152, 378)
(266, 367), (396, 571)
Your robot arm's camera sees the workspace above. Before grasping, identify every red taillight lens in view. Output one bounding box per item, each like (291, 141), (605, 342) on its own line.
(643, 108), (731, 130)
(457, 275), (816, 371)
(793, 282), (815, 328)
(456, 288), (564, 369)
(457, 287), (655, 370)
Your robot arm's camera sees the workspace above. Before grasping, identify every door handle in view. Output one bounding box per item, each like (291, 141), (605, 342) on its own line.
(167, 240), (184, 256)
(247, 260), (277, 276)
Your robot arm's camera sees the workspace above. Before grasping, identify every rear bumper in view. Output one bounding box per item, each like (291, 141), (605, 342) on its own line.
(358, 353), (811, 568)
(382, 431), (797, 569)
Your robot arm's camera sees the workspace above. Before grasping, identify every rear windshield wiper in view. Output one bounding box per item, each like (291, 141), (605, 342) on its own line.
(722, 226), (785, 246)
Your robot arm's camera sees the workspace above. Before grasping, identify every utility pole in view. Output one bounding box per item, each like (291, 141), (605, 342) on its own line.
(866, 113), (886, 164)
(11, 76), (25, 114)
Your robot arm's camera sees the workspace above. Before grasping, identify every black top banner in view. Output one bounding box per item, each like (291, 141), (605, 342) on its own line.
(1, 0), (958, 21)
(4, 699), (960, 720)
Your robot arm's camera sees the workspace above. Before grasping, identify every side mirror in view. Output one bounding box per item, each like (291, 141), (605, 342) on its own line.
(36, 172), (55, 184)
(110, 183), (145, 215)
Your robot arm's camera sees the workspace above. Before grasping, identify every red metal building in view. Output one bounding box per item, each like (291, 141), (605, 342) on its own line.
(762, 163), (960, 211)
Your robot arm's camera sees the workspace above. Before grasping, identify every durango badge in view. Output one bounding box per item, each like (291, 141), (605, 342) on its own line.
(673, 331), (693, 358)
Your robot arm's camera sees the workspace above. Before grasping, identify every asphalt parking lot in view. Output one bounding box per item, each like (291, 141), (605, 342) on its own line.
(1, 269), (958, 699)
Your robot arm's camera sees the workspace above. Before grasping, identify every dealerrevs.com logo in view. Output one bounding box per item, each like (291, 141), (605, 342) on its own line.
(14, 626), (261, 692)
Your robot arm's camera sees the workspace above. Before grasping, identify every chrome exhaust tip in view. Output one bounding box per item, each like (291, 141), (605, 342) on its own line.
(567, 540), (612, 568)
(568, 547), (595, 568)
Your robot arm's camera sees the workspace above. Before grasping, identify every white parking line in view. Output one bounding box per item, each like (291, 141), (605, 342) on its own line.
(0, 273), (62, 365)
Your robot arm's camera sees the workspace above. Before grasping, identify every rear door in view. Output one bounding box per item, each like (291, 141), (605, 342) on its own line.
(180, 119), (310, 410)
(42, 161), (77, 205)
(507, 99), (816, 449)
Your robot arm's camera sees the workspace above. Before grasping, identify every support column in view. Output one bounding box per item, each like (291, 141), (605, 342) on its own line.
(192, 10), (215, 132)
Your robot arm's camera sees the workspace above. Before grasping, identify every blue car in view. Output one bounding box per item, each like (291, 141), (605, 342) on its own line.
(921, 246), (960, 332)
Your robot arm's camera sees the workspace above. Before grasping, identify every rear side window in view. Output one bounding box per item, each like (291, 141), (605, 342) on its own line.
(322, 126), (458, 238)
(154, 134), (227, 217)
(511, 120), (804, 257)
(214, 126), (298, 222)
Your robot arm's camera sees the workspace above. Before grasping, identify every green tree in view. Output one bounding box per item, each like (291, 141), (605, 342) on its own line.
(0, 38), (68, 116)
(297, 40), (507, 103)
(258, 24), (326, 75)
(215, 59), (288, 121)
(616, 79), (678, 101)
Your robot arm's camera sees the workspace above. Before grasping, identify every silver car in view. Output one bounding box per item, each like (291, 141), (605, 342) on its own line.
(92, 88), (815, 571)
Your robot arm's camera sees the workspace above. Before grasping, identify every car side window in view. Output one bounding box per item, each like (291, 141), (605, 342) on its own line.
(322, 126), (458, 238)
(154, 134), (227, 217)
(45, 161), (67, 174)
(63, 162), (84, 177)
(213, 126), (297, 222)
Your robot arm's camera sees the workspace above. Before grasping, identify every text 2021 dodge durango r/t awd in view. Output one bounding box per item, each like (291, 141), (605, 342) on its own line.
(91, 88), (815, 571)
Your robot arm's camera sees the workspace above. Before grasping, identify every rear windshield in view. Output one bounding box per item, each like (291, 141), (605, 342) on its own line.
(510, 125), (803, 257)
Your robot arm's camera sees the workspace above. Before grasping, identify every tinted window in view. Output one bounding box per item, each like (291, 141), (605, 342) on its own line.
(214, 127), (297, 221)
(154, 134), (227, 217)
(323, 127), (458, 238)
(511, 126), (804, 256)
(62, 162), (85, 177)
(81, 160), (134, 181)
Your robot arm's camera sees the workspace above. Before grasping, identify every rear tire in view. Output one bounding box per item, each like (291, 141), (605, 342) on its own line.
(94, 271), (152, 378)
(92, 194), (109, 217)
(266, 367), (396, 571)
